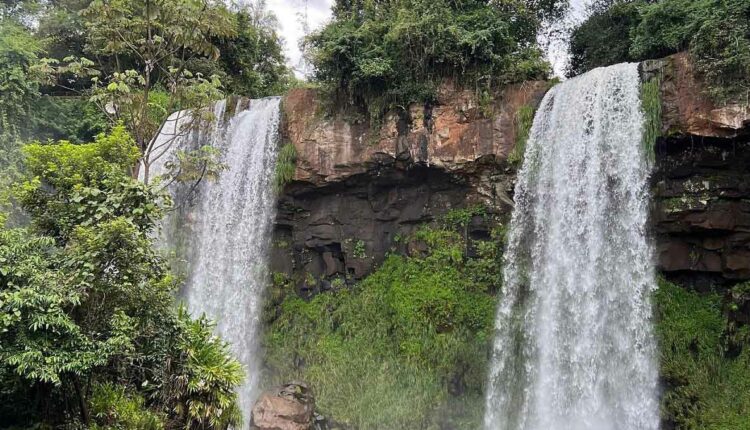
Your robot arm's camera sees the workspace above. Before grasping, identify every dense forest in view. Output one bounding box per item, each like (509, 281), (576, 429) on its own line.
(1, 0), (749, 429)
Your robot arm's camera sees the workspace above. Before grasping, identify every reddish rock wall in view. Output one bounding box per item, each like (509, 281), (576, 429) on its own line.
(281, 81), (550, 185)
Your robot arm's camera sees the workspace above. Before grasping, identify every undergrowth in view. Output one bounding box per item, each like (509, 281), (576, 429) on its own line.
(655, 279), (750, 429)
(263, 223), (504, 429)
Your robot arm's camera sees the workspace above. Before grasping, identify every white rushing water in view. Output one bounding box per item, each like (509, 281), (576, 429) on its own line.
(150, 97), (282, 426)
(484, 63), (660, 430)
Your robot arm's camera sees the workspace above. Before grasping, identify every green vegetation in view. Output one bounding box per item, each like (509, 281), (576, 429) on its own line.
(0, 18), (41, 194)
(568, 1), (642, 77)
(655, 279), (750, 429)
(305, 0), (567, 120)
(2, 0), (293, 188)
(264, 224), (504, 429)
(508, 104), (535, 166)
(274, 143), (298, 191)
(0, 127), (243, 429)
(641, 77), (661, 162)
(25, 95), (108, 143)
(569, 0), (750, 103)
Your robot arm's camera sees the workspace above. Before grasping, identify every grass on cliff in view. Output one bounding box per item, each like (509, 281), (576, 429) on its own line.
(508, 105), (535, 167)
(274, 143), (297, 191)
(263, 223), (503, 429)
(641, 77), (662, 163)
(655, 279), (750, 429)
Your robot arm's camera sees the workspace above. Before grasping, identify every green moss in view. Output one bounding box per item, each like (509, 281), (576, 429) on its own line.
(655, 279), (750, 429)
(508, 105), (535, 167)
(641, 77), (662, 163)
(274, 143), (297, 191)
(263, 226), (501, 429)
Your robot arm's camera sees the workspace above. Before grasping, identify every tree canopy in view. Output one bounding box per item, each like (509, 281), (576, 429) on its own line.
(305, 0), (568, 119)
(569, 0), (750, 103)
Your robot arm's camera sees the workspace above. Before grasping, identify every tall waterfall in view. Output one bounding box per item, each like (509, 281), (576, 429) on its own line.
(151, 97), (282, 424)
(484, 63), (660, 430)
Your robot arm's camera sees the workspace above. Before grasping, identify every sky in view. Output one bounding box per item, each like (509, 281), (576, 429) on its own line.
(263, 0), (594, 79)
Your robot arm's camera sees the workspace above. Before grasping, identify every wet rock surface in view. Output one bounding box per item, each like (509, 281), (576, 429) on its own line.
(269, 165), (510, 294)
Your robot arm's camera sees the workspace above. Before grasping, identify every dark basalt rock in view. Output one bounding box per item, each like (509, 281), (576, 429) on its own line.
(269, 164), (511, 293)
(653, 135), (750, 282)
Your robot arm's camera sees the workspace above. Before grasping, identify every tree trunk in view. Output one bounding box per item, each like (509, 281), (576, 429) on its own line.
(72, 375), (90, 425)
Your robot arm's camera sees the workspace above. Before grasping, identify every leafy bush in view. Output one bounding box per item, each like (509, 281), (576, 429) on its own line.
(264, 225), (503, 429)
(655, 279), (750, 429)
(305, 0), (561, 120)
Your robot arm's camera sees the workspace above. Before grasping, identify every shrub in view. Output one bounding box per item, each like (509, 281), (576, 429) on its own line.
(90, 383), (164, 430)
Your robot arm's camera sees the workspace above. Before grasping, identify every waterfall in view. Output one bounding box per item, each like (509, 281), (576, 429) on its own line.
(150, 97), (282, 425)
(484, 63), (660, 430)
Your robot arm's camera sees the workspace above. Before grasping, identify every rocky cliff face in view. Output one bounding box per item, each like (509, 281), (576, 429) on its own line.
(647, 53), (750, 285)
(270, 54), (750, 290)
(269, 81), (548, 289)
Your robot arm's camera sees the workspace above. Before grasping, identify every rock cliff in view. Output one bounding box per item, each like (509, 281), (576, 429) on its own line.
(646, 53), (750, 284)
(270, 53), (750, 290)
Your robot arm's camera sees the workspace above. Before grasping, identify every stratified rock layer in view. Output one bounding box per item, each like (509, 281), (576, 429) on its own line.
(271, 82), (548, 286)
(653, 137), (750, 282)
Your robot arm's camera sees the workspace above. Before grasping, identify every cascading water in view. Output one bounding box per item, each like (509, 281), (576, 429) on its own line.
(484, 63), (660, 430)
(150, 97), (282, 426)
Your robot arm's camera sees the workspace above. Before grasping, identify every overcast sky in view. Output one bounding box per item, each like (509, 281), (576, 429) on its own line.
(263, 0), (594, 79)
(264, 0), (334, 77)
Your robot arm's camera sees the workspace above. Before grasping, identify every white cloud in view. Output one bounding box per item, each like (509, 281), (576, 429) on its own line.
(264, 0), (334, 78)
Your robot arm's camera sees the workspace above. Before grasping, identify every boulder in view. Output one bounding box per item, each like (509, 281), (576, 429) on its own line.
(251, 382), (315, 430)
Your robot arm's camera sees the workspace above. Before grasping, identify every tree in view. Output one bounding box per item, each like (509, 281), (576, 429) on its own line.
(569, 0), (750, 103)
(567, 1), (643, 77)
(213, 9), (293, 98)
(37, 0), (237, 183)
(305, 0), (568, 120)
(0, 126), (243, 429)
